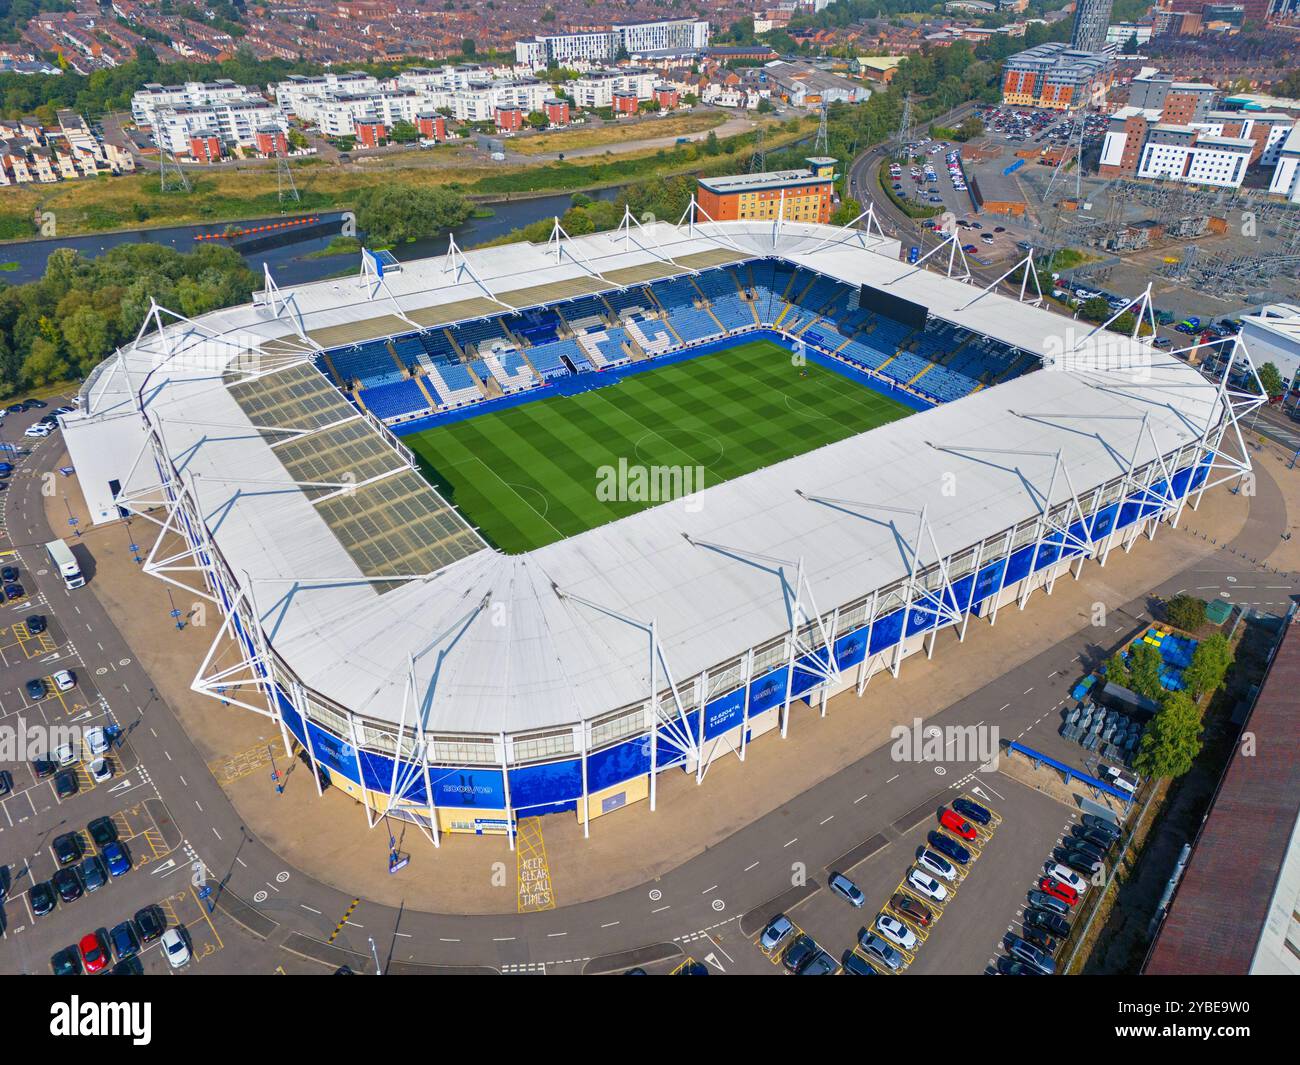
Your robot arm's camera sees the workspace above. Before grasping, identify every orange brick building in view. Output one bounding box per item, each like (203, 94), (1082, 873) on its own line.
(696, 158), (837, 224)
(1001, 43), (1113, 112)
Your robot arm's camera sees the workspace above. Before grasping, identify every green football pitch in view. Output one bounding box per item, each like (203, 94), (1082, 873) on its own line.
(405, 339), (915, 553)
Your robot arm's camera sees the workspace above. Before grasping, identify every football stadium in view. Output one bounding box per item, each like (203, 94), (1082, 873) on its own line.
(61, 211), (1262, 846)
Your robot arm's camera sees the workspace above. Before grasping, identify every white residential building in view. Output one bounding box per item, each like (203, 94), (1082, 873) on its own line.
(516, 19), (709, 67)
(1268, 122), (1300, 204)
(571, 68), (657, 109)
(1135, 126), (1253, 188)
(152, 97), (285, 156)
(132, 80), (261, 129)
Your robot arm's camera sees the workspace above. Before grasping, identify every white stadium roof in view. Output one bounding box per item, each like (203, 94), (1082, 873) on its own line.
(77, 220), (1225, 734)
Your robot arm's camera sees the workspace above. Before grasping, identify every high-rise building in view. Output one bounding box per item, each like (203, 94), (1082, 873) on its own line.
(1070, 0), (1115, 52)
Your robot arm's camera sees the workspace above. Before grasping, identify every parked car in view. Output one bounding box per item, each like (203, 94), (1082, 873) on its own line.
(889, 892), (933, 927)
(79, 930), (111, 974)
(24, 678), (45, 700)
(1024, 926), (1058, 955)
(1081, 814), (1121, 839)
(52, 867), (83, 903)
(874, 913), (917, 950)
(5, 583), (25, 600)
(1, 565), (18, 583)
(1038, 876), (1079, 907)
(24, 423), (53, 438)
(54, 741), (76, 766)
(52, 669), (76, 692)
(0, 769), (10, 796)
(1024, 907), (1071, 938)
(51, 946), (82, 976)
(907, 867), (949, 902)
(25, 614), (47, 634)
(828, 872), (865, 907)
(1027, 889), (1071, 916)
(857, 930), (903, 972)
(54, 770), (78, 798)
(1005, 934), (1055, 974)
(1075, 825), (1118, 851)
(1046, 863), (1088, 896)
(799, 950), (838, 975)
(30, 881), (57, 917)
(918, 849), (957, 881)
(79, 855), (108, 893)
(781, 933), (819, 973)
(88, 816), (118, 848)
(134, 905), (165, 943)
(1058, 849), (1103, 877)
(32, 757), (56, 779)
(102, 841), (132, 878)
(759, 914), (794, 953)
(841, 951), (877, 975)
(52, 831), (82, 865)
(86, 726), (112, 755)
(928, 832), (971, 865)
(161, 927), (191, 969)
(110, 920), (141, 962)
(997, 955), (1042, 975)
(939, 808), (978, 839)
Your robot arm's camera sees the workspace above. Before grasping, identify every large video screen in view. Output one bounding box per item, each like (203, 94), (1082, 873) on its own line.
(860, 284), (928, 330)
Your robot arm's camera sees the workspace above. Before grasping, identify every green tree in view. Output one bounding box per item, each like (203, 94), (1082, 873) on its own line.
(1104, 652), (1130, 690)
(353, 184), (471, 245)
(1163, 594), (1206, 632)
(1127, 643), (1165, 701)
(461, 38), (476, 56)
(60, 306), (113, 374)
(1134, 690), (1202, 778)
(1181, 633), (1233, 699)
(1258, 361), (1283, 399)
(1080, 296), (1110, 322)
(389, 119), (419, 144)
(703, 130), (721, 156)
(20, 336), (69, 387)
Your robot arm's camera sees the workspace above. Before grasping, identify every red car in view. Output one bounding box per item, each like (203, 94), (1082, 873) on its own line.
(939, 809), (977, 841)
(79, 930), (110, 974)
(1038, 877), (1078, 907)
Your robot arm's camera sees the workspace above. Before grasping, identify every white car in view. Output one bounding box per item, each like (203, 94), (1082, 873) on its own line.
(161, 928), (190, 968)
(54, 742), (76, 766)
(89, 757), (111, 783)
(24, 423), (52, 438)
(875, 913), (917, 950)
(918, 849), (957, 881)
(907, 867), (949, 903)
(1046, 862), (1088, 895)
(86, 725), (110, 755)
(52, 669), (76, 692)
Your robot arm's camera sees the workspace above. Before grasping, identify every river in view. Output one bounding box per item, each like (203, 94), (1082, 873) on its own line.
(0, 187), (620, 288)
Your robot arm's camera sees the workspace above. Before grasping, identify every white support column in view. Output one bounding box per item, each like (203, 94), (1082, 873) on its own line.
(347, 713), (375, 830)
(499, 731), (515, 852)
(292, 681), (324, 798)
(580, 722), (590, 839)
(739, 647), (754, 762)
(857, 587), (880, 697)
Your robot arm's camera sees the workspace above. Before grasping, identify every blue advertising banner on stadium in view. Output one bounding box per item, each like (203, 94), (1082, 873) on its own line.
(703, 687), (746, 740)
(306, 722), (358, 783)
(869, 608), (904, 654)
(834, 626), (868, 669)
(791, 649), (829, 698)
(510, 759), (582, 813)
(1090, 502), (1119, 541)
(428, 767), (506, 808)
(749, 667), (789, 715)
(588, 736), (651, 792)
(972, 558), (1006, 604)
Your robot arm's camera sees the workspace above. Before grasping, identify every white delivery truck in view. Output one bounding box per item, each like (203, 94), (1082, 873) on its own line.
(45, 539), (85, 589)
